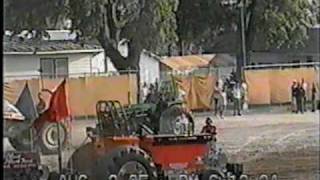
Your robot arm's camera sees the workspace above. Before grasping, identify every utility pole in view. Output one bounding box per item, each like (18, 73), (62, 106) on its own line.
(239, 0), (247, 80)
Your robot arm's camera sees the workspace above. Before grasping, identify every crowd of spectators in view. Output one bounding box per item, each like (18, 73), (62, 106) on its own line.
(291, 78), (318, 113)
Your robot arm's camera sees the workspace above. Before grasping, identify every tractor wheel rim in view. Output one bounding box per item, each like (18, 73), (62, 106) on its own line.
(43, 124), (66, 149)
(118, 161), (148, 179)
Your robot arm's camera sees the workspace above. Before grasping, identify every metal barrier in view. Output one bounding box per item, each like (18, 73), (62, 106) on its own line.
(244, 62), (320, 70)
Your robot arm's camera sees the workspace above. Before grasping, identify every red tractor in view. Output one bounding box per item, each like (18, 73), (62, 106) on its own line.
(67, 100), (242, 180)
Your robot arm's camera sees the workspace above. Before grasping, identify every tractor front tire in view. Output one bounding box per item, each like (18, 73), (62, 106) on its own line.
(8, 136), (31, 151)
(8, 127), (32, 151)
(94, 146), (158, 180)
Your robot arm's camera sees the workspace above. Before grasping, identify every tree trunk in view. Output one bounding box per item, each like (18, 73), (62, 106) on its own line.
(178, 40), (185, 56)
(245, 0), (257, 65)
(127, 39), (143, 103)
(98, 38), (130, 71)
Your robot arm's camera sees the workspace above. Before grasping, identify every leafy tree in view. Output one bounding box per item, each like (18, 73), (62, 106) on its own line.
(4, 0), (67, 38)
(4, 0), (178, 70)
(67, 0), (178, 70)
(176, 0), (319, 55)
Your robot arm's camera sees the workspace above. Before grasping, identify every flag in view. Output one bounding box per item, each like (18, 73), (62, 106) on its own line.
(33, 79), (71, 131)
(15, 83), (38, 121)
(46, 79), (70, 123)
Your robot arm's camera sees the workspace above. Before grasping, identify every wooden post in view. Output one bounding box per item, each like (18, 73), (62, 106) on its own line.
(30, 129), (34, 151)
(56, 122), (62, 173)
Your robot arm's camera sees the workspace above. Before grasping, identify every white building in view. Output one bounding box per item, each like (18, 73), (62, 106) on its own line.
(139, 50), (161, 85)
(118, 40), (161, 85)
(3, 37), (117, 81)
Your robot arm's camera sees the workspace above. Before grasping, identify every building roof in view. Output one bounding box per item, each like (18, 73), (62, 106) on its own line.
(3, 37), (104, 55)
(160, 54), (214, 71)
(209, 54), (236, 67)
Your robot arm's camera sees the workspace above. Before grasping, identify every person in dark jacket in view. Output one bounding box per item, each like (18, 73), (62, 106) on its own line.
(296, 83), (305, 113)
(201, 117), (217, 150)
(311, 83), (317, 112)
(201, 117), (217, 136)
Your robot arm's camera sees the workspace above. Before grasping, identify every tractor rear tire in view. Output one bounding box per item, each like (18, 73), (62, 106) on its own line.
(199, 169), (224, 180)
(37, 122), (68, 155)
(94, 146), (158, 180)
(159, 104), (193, 135)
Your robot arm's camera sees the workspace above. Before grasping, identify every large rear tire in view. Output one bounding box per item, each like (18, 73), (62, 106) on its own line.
(159, 105), (194, 135)
(94, 146), (158, 180)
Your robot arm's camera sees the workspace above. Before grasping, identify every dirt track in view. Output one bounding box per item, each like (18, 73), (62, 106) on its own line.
(4, 110), (319, 179)
(193, 111), (319, 180)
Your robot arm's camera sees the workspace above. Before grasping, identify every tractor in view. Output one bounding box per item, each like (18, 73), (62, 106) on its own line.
(67, 100), (243, 180)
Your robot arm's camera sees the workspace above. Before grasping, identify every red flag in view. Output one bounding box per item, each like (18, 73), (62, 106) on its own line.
(47, 79), (70, 122)
(33, 80), (71, 131)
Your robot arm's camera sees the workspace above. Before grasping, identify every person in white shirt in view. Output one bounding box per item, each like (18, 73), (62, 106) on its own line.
(233, 83), (242, 116)
(174, 113), (189, 135)
(301, 78), (308, 111)
(213, 81), (222, 116)
(241, 81), (248, 110)
(141, 83), (149, 102)
(218, 87), (227, 119)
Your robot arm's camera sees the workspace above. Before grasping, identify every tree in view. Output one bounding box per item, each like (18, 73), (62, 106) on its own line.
(4, 0), (178, 70)
(67, 0), (178, 70)
(176, 0), (319, 56)
(4, 0), (68, 38)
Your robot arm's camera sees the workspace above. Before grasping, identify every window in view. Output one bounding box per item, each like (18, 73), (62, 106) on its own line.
(306, 56), (313, 62)
(40, 58), (68, 78)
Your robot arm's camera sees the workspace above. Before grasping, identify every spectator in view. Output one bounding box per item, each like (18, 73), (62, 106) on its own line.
(291, 80), (298, 113)
(311, 82), (317, 112)
(218, 87), (227, 119)
(141, 83), (148, 102)
(155, 79), (159, 92)
(180, 113), (190, 135)
(201, 117), (217, 136)
(296, 82), (305, 114)
(241, 80), (248, 110)
(230, 69), (237, 83)
(145, 84), (157, 103)
(201, 117), (217, 151)
(233, 83), (242, 116)
(213, 81), (222, 116)
(301, 78), (308, 111)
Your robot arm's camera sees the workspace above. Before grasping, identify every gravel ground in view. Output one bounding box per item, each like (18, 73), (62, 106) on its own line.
(4, 108), (320, 180)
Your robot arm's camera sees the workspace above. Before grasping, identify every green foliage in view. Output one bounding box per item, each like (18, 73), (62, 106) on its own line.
(258, 0), (318, 48)
(4, 0), (178, 69)
(67, 0), (178, 69)
(4, 0), (67, 36)
(154, 0), (179, 45)
(176, 0), (319, 52)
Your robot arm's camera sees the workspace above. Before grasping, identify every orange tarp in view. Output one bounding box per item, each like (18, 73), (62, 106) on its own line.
(161, 55), (213, 71)
(245, 68), (319, 105)
(4, 75), (137, 117)
(174, 76), (216, 110)
(245, 70), (271, 105)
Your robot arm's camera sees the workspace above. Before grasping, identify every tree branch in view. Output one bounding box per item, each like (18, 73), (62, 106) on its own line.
(112, 1), (129, 28)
